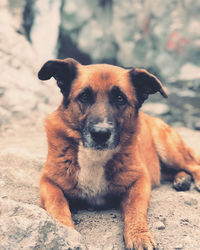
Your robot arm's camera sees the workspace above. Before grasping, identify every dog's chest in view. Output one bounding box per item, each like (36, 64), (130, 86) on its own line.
(77, 144), (116, 206)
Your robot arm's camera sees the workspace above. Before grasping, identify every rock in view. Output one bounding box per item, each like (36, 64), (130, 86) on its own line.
(0, 107), (11, 126)
(184, 198), (198, 206)
(176, 89), (196, 98)
(4, 0), (27, 33)
(3, 0), (200, 82)
(56, 0), (200, 80)
(62, 0), (92, 31)
(180, 218), (189, 226)
(0, 147), (43, 204)
(178, 63), (200, 81)
(154, 221), (166, 230)
(78, 20), (117, 62)
(2, 0), (200, 134)
(0, 1), (60, 131)
(141, 103), (170, 116)
(0, 142), (87, 249)
(194, 121), (200, 130)
(0, 198), (86, 250)
(174, 244), (183, 250)
(30, 0), (62, 60)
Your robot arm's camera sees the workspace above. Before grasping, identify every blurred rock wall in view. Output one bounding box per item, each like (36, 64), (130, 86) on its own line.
(0, 0), (60, 132)
(1, 0), (200, 131)
(23, 0), (200, 82)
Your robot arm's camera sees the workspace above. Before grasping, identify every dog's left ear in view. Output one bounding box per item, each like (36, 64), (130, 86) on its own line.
(38, 58), (79, 96)
(129, 68), (168, 108)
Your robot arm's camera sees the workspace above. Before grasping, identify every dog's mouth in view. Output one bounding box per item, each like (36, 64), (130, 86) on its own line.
(82, 122), (120, 151)
(82, 133), (119, 150)
(91, 142), (113, 151)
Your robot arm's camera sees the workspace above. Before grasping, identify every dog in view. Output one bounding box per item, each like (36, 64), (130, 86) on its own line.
(38, 58), (200, 249)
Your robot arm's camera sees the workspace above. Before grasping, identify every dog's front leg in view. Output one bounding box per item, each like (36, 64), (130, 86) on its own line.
(40, 175), (74, 228)
(122, 174), (156, 250)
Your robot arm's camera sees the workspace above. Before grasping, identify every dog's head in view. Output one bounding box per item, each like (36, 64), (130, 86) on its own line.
(38, 58), (167, 150)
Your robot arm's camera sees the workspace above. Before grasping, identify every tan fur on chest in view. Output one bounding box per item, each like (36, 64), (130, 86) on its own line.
(77, 143), (118, 205)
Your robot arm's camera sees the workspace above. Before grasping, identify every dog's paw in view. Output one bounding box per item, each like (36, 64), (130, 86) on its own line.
(173, 173), (192, 191)
(124, 230), (157, 250)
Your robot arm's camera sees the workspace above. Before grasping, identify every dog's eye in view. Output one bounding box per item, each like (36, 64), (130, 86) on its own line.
(111, 87), (127, 106)
(79, 92), (89, 103)
(78, 88), (94, 104)
(115, 94), (126, 104)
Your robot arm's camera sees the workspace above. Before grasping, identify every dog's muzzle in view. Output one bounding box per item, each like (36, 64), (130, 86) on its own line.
(82, 120), (119, 150)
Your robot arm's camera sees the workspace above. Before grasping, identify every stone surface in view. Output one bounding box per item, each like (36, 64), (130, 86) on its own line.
(30, 0), (62, 60)
(178, 63), (200, 81)
(57, 0), (200, 81)
(0, 147), (43, 205)
(1, 0), (200, 133)
(154, 221), (166, 230)
(0, 198), (86, 250)
(194, 121), (200, 130)
(0, 0), (60, 133)
(141, 103), (170, 116)
(7, 0), (200, 82)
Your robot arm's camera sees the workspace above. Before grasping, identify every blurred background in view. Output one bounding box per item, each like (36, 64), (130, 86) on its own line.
(0, 0), (200, 133)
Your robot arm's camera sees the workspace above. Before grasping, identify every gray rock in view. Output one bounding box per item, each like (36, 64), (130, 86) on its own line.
(154, 221), (166, 230)
(194, 121), (200, 130)
(0, 107), (11, 126)
(55, 0), (200, 81)
(184, 198), (198, 206)
(3, 0), (200, 82)
(30, 0), (62, 60)
(78, 22), (117, 62)
(141, 103), (170, 116)
(0, 147), (43, 205)
(0, 198), (87, 250)
(62, 0), (92, 31)
(0, 1), (60, 131)
(174, 244), (183, 250)
(178, 63), (200, 81)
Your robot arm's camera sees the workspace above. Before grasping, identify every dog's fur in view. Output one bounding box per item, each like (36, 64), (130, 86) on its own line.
(38, 58), (200, 249)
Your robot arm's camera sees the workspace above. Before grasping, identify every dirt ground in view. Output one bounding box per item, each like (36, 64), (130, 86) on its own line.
(0, 125), (200, 250)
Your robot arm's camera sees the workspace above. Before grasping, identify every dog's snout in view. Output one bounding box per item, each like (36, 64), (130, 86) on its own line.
(90, 127), (112, 145)
(82, 118), (119, 150)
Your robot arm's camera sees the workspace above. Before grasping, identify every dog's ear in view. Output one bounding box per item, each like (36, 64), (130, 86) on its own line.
(38, 58), (78, 96)
(129, 68), (168, 108)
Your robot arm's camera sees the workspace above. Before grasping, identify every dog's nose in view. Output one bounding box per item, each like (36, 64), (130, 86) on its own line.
(90, 127), (111, 145)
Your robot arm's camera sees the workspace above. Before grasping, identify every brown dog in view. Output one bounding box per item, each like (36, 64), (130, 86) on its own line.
(38, 58), (200, 249)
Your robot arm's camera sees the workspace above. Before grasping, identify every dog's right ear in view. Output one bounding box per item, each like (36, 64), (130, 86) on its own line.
(129, 68), (168, 108)
(38, 58), (78, 96)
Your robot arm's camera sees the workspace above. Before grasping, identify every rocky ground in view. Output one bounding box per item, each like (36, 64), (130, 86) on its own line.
(1, 1), (200, 249)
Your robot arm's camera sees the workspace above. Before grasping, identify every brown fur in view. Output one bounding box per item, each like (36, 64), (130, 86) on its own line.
(38, 59), (200, 249)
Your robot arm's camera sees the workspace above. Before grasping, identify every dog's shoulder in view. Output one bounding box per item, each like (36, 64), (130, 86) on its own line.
(45, 110), (62, 135)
